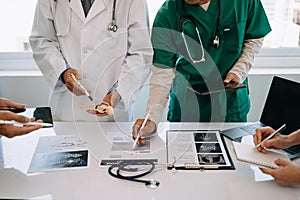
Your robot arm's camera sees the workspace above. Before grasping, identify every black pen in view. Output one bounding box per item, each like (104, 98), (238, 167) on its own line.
(0, 107), (26, 113)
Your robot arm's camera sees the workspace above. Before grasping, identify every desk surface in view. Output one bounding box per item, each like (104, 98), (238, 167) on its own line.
(0, 122), (299, 200)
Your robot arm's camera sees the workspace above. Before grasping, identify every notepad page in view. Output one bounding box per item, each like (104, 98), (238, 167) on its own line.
(232, 141), (290, 169)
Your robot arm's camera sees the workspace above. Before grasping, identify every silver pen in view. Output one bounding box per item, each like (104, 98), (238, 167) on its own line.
(70, 73), (93, 101)
(0, 120), (53, 127)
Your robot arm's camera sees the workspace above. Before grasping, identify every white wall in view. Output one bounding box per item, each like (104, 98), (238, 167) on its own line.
(0, 76), (50, 108)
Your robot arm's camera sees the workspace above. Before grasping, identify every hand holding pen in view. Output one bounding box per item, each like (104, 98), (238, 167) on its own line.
(253, 124), (287, 153)
(70, 73), (93, 101)
(132, 113), (157, 148)
(62, 69), (93, 101)
(0, 111), (43, 138)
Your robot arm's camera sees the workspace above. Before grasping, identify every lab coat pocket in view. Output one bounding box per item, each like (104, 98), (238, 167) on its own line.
(221, 21), (246, 53)
(101, 27), (127, 60)
(54, 1), (72, 37)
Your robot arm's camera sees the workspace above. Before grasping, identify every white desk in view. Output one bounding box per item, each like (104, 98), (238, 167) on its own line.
(0, 122), (299, 200)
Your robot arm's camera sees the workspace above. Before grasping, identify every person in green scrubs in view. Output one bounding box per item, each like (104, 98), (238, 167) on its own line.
(132, 0), (271, 144)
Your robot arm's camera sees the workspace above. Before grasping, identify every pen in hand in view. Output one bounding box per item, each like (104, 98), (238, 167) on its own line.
(70, 73), (93, 102)
(132, 113), (150, 149)
(0, 120), (53, 127)
(255, 124), (286, 148)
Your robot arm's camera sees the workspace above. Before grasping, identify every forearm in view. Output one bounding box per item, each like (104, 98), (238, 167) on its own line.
(229, 38), (264, 82)
(146, 66), (175, 125)
(287, 129), (300, 147)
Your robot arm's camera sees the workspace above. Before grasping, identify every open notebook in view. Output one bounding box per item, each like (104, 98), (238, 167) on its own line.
(232, 141), (290, 169)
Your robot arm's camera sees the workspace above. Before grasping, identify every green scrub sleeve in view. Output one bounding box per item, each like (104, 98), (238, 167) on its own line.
(244, 0), (272, 39)
(151, 6), (178, 69)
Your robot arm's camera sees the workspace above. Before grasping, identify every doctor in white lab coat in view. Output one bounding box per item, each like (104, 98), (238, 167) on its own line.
(29, 0), (152, 121)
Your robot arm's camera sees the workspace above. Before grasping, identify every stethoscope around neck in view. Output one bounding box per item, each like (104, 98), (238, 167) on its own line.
(107, 0), (118, 32)
(179, 0), (222, 63)
(54, 0), (118, 32)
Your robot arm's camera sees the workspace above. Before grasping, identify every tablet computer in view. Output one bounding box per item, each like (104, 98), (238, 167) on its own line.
(187, 82), (246, 96)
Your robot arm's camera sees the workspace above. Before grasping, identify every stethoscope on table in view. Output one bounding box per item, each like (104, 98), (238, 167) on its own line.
(108, 160), (160, 189)
(107, 0), (118, 32)
(180, 0), (222, 63)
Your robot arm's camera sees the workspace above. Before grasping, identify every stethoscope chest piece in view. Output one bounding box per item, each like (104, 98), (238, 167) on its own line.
(145, 179), (160, 189)
(213, 35), (220, 48)
(108, 20), (118, 32)
(108, 0), (118, 32)
(108, 160), (160, 189)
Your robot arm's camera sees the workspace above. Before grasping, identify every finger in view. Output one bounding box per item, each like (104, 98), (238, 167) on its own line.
(257, 146), (266, 153)
(7, 102), (26, 109)
(132, 119), (144, 139)
(1, 98), (25, 109)
(3, 112), (30, 123)
(260, 167), (275, 176)
(253, 134), (258, 145)
(12, 126), (41, 136)
(274, 158), (290, 167)
(223, 75), (233, 84)
(72, 84), (86, 96)
(95, 113), (108, 117)
(254, 128), (263, 144)
(2, 125), (41, 138)
(137, 138), (146, 145)
(224, 73), (239, 84)
(138, 123), (153, 138)
(261, 139), (273, 149)
(86, 109), (108, 117)
(87, 109), (98, 115)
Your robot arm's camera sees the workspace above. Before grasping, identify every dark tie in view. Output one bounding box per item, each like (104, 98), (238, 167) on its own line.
(81, 0), (91, 17)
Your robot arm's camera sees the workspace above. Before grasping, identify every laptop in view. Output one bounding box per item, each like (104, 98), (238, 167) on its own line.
(222, 76), (300, 160)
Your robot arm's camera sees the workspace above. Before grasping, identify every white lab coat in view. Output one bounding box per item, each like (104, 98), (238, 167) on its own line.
(30, 0), (152, 121)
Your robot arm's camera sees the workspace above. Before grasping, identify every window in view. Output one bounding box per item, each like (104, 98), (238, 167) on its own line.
(261, 0), (300, 47)
(0, 0), (299, 69)
(0, 0), (37, 52)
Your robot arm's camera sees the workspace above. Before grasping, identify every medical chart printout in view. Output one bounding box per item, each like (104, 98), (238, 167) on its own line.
(167, 130), (234, 169)
(28, 136), (88, 173)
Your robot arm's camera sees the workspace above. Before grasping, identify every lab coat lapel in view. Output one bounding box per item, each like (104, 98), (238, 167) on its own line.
(85, 0), (106, 23)
(69, 0), (85, 22)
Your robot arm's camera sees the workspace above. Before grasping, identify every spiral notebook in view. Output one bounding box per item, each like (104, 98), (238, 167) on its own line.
(232, 141), (290, 169)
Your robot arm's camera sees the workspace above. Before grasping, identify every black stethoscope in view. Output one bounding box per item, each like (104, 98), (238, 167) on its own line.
(108, 160), (160, 189)
(179, 0), (222, 63)
(108, 0), (118, 32)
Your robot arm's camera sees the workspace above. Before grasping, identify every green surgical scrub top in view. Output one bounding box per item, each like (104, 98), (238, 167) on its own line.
(151, 0), (271, 122)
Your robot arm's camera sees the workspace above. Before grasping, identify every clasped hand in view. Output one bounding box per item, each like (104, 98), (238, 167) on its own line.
(87, 90), (121, 117)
